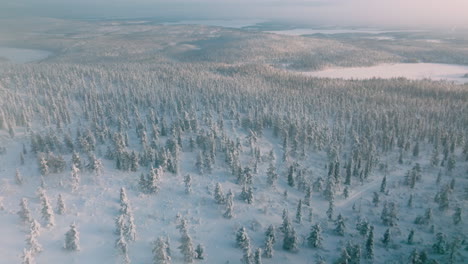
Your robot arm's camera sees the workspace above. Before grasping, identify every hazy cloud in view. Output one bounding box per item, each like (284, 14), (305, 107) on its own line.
(1, 0), (467, 28)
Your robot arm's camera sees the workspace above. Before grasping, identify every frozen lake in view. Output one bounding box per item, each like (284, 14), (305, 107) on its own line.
(266, 28), (422, 36)
(0, 47), (51, 63)
(300, 63), (468, 84)
(162, 19), (264, 28)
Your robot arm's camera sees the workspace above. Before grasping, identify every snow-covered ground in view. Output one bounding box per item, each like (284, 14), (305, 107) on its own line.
(0, 47), (51, 63)
(162, 19), (265, 29)
(299, 63), (468, 84)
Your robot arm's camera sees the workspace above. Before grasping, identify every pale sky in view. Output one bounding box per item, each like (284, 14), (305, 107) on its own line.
(1, 0), (468, 29)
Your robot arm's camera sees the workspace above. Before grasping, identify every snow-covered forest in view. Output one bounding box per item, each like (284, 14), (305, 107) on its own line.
(0, 18), (467, 264)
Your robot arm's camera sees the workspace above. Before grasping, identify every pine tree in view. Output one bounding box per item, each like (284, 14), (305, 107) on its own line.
(57, 194), (66, 215)
(307, 223), (322, 248)
(18, 198), (32, 223)
(335, 214), (346, 236)
(64, 223), (80, 251)
(153, 237), (171, 264)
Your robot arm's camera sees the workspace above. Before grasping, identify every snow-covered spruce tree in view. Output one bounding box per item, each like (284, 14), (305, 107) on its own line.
(30, 219), (41, 238)
(432, 232), (447, 254)
(282, 226), (298, 252)
(336, 247), (351, 264)
(223, 189), (234, 219)
(64, 223), (80, 251)
(71, 151), (82, 169)
(335, 213), (346, 236)
(241, 246), (253, 264)
(236, 227), (251, 249)
(25, 230), (42, 254)
(381, 202), (398, 226)
(214, 183), (225, 204)
(70, 163), (80, 192)
(153, 237), (171, 264)
(184, 174), (192, 194)
(21, 249), (34, 264)
(57, 194), (66, 215)
(266, 162), (278, 186)
(304, 185), (312, 206)
(287, 165), (295, 187)
(40, 192), (54, 227)
(115, 233), (130, 264)
(254, 248), (262, 264)
(346, 242), (361, 264)
(326, 198), (335, 221)
(453, 207), (462, 225)
(364, 226), (374, 260)
(115, 233), (128, 255)
(307, 223), (322, 248)
(382, 228), (391, 248)
(407, 229), (415, 245)
(15, 169), (23, 185)
(115, 214), (126, 236)
(38, 156), (48, 176)
(124, 214), (137, 242)
(263, 236), (274, 258)
(380, 175), (387, 193)
(195, 243), (205, 260)
(178, 230), (195, 263)
(372, 192), (380, 207)
(18, 198), (32, 223)
(120, 187), (129, 208)
(295, 199), (302, 223)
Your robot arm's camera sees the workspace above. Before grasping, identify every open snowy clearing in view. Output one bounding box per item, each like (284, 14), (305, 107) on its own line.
(299, 63), (468, 84)
(0, 47), (51, 63)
